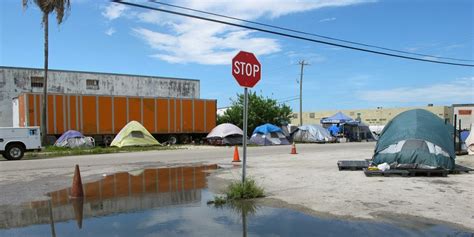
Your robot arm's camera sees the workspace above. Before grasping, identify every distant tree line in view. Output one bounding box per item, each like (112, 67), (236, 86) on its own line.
(217, 92), (293, 135)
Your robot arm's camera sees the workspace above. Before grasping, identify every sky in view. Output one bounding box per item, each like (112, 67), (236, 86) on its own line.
(1, 0), (473, 112)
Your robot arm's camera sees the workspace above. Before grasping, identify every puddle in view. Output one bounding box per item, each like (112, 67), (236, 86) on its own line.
(0, 164), (472, 237)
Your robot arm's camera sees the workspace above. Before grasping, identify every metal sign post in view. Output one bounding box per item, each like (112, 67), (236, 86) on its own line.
(242, 87), (248, 183)
(232, 51), (261, 184)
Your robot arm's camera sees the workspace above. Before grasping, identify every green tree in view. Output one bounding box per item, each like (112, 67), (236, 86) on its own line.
(218, 92), (293, 134)
(22, 0), (71, 145)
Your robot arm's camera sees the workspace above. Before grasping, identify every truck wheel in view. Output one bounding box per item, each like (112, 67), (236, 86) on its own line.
(5, 144), (25, 160)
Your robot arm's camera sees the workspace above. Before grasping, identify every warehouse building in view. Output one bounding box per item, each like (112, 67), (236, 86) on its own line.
(0, 66), (200, 127)
(452, 104), (474, 130)
(291, 105), (454, 126)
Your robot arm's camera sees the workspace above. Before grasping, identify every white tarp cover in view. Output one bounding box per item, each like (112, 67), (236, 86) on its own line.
(466, 124), (474, 155)
(206, 123), (243, 138)
(292, 124), (333, 143)
(56, 137), (95, 148)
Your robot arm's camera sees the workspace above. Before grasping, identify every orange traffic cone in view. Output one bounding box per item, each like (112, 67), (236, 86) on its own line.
(290, 143), (297, 155)
(232, 145), (241, 162)
(71, 164), (84, 198)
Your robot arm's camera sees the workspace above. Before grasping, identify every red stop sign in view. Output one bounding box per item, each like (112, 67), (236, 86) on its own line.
(232, 51), (261, 88)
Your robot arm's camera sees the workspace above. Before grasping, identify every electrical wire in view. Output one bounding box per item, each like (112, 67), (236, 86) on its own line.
(150, 0), (474, 63)
(112, 0), (474, 67)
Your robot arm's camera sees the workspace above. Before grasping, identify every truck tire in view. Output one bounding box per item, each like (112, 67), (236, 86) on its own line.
(4, 143), (25, 160)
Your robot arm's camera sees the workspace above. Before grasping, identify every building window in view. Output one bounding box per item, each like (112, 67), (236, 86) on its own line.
(293, 113), (298, 119)
(86, 79), (99, 90)
(309, 113), (315, 118)
(31, 77), (44, 88)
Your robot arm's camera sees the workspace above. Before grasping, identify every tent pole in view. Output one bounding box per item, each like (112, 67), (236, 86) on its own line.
(454, 114), (457, 153)
(458, 119), (462, 152)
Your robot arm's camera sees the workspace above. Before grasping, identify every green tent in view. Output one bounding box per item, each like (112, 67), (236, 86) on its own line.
(372, 109), (455, 170)
(111, 121), (160, 148)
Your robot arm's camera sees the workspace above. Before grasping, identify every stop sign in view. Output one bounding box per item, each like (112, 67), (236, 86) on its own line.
(232, 51), (261, 88)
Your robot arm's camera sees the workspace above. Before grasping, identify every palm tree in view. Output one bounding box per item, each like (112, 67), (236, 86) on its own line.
(22, 0), (71, 145)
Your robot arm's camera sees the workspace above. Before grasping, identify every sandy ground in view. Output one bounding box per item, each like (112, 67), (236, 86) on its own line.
(212, 143), (474, 231)
(0, 142), (473, 230)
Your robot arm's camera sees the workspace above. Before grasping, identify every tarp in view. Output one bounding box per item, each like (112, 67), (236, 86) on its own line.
(466, 124), (474, 155)
(54, 130), (94, 148)
(328, 125), (341, 136)
(252, 123), (282, 134)
(321, 112), (358, 124)
(373, 109), (455, 170)
(292, 124), (333, 143)
(56, 130), (83, 144)
(206, 123), (243, 145)
(460, 130), (469, 142)
(111, 121), (160, 148)
(250, 123), (290, 146)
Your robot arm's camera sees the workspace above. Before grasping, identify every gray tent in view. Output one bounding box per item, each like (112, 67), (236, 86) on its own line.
(291, 125), (333, 143)
(249, 123), (290, 146)
(206, 123), (243, 145)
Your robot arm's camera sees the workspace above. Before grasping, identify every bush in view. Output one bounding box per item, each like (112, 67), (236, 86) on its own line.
(226, 178), (265, 200)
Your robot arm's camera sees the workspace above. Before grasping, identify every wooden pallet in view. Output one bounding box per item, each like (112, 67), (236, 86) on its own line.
(364, 168), (449, 177)
(363, 168), (410, 177)
(337, 160), (369, 171)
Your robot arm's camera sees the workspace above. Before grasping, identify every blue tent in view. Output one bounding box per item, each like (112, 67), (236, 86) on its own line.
(56, 130), (84, 144)
(252, 123), (282, 134)
(250, 123), (290, 146)
(321, 112), (358, 124)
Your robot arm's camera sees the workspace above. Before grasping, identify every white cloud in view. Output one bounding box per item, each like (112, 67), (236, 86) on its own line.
(357, 77), (474, 104)
(102, 3), (127, 20)
(105, 0), (375, 65)
(319, 17), (336, 22)
(105, 27), (116, 36)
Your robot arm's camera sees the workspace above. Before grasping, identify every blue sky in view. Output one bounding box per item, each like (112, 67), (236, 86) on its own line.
(1, 0), (473, 111)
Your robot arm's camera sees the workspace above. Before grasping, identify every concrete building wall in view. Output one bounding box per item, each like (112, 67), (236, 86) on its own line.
(291, 106), (453, 126)
(453, 104), (474, 130)
(0, 67), (200, 127)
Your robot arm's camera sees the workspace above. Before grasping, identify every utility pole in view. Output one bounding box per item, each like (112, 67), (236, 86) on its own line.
(298, 60), (309, 126)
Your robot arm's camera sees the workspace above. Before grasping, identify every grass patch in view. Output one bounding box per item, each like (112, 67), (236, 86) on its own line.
(208, 178), (264, 206)
(226, 179), (265, 200)
(21, 145), (181, 160)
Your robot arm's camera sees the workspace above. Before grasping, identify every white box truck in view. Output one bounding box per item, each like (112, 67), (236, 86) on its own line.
(0, 127), (42, 160)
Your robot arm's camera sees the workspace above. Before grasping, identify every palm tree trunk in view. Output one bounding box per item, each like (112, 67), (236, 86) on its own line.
(41, 13), (49, 145)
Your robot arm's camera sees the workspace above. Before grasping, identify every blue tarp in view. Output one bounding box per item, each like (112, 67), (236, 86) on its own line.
(460, 131), (469, 142)
(328, 125), (341, 136)
(321, 112), (358, 124)
(56, 130), (84, 144)
(252, 123), (282, 134)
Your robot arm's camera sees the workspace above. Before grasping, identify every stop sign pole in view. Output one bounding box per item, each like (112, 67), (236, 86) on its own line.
(232, 51), (261, 183)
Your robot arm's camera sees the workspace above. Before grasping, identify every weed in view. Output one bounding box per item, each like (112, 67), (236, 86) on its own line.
(226, 178), (265, 200)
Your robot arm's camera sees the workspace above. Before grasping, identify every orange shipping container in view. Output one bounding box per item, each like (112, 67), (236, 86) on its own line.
(16, 93), (216, 136)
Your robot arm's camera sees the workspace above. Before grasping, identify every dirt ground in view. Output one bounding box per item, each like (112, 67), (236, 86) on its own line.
(0, 142), (473, 231)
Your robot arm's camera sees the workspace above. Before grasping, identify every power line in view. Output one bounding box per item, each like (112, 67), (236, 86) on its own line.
(113, 0), (474, 67)
(150, 0), (473, 63)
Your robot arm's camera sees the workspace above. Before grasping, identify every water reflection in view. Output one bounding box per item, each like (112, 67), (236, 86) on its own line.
(0, 164), (218, 232)
(0, 163), (473, 237)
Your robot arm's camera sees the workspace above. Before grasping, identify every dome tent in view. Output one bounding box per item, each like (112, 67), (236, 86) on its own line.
(249, 123), (290, 146)
(291, 124), (333, 143)
(206, 123), (243, 145)
(111, 121), (160, 148)
(54, 130), (94, 148)
(372, 109), (455, 170)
